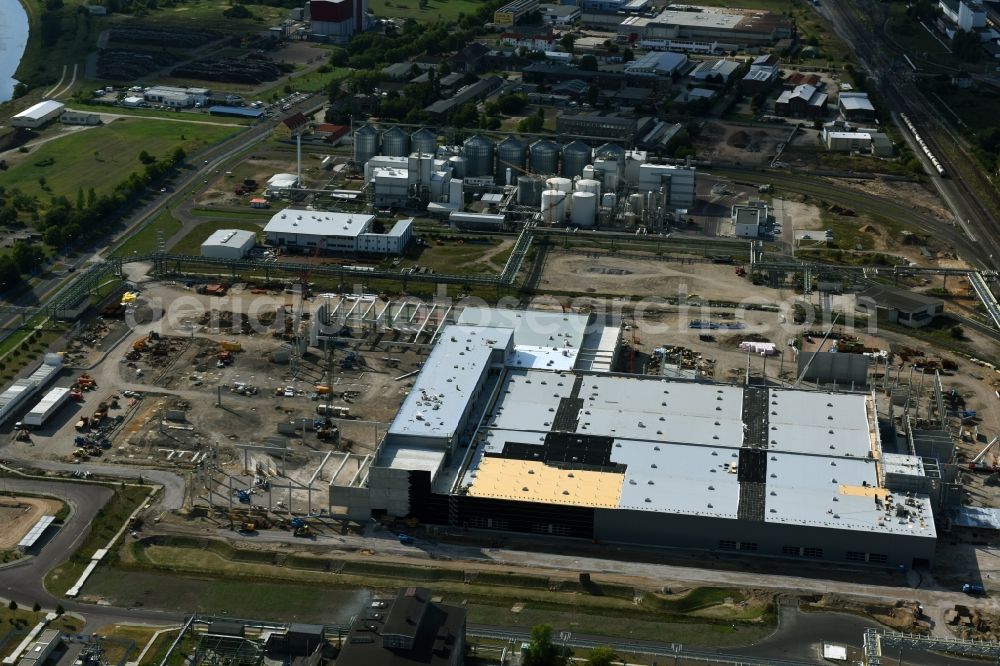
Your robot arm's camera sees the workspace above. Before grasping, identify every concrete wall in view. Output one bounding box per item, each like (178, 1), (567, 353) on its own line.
(593, 508), (935, 567)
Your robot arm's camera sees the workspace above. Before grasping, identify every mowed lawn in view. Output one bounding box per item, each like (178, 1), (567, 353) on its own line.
(367, 0), (491, 22)
(0, 118), (239, 202)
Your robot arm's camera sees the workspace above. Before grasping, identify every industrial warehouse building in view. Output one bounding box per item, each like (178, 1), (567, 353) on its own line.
(263, 209), (412, 255)
(200, 229), (258, 260)
(621, 6), (792, 49)
(10, 100), (65, 128)
(330, 308), (938, 569)
(308, 0), (369, 43)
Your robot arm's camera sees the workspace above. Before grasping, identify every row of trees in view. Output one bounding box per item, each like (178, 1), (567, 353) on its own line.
(0, 146), (186, 288)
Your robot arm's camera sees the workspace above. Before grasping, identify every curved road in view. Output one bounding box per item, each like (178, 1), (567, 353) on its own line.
(0, 478), (184, 629)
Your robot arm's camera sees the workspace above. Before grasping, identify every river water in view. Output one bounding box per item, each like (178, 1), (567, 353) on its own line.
(0, 0), (29, 103)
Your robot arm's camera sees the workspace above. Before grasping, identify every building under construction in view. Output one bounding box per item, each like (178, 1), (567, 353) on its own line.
(330, 307), (939, 569)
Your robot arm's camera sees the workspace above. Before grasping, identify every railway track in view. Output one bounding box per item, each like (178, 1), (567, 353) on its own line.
(822, 0), (1000, 269)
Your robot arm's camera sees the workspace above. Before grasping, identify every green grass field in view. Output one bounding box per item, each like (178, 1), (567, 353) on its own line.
(367, 0), (492, 22)
(0, 118), (238, 205)
(170, 220), (263, 255)
(112, 210), (184, 257)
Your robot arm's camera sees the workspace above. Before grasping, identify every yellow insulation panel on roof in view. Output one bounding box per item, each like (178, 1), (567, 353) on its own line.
(468, 457), (624, 508)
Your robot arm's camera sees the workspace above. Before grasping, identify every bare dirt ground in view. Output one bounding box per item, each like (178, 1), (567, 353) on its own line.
(827, 178), (953, 223)
(0, 496), (64, 549)
(780, 199), (823, 230)
(695, 122), (791, 165)
(539, 252), (785, 302)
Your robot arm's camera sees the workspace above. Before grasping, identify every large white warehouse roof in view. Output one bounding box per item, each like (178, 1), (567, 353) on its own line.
(13, 100), (64, 121)
(264, 209), (373, 237)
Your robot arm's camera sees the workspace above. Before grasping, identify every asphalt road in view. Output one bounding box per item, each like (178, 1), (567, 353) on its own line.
(0, 478), (184, 629)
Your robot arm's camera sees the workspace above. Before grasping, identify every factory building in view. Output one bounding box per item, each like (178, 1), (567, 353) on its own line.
(732, 201), (767, 238)
(145, 86), (210, 108)
(838, 92), (877, 123)
(741, 54), (780, 94)
(620, 6), (792, 47)
(0, 354), (63, 425)
(494, 0), (540, 26)
(308, 0), (369, 43)
(200, 229), (257, 260)
(775, 84), (828, 118)
(331, 308), (936, 569)
(10, 100), (65, 128)
(263, 209), (411, 255)
(623, 51), (690, 77)
(556, 112), (643, 141)
(636, 163), (696, 208)
(60, 110), (102, 126)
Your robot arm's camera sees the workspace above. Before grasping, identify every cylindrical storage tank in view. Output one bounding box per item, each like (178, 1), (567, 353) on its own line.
(571, 192), (597, 227)
(561, 141), (592, 178)
(529, 139), (560, 175)
(545, 177), (572, 194)
(595, 142), (626, 164)
(629, 192), (644, 215)
(582, 164), (595, 180)
(517, 176), (543, 206)
(382, 126), (410, 157)
(411, 128), (437, 156)
(576, 178), (601, 198)
(602, 193), (617, 209)
(496, 136), (527, 175)
(449, 155), (466, 179)
(462, 134), (494, 178)
(353, 125), (380, 166)
(541, 189), (567, 225)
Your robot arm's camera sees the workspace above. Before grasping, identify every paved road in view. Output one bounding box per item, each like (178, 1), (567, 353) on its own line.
(0, 478), (184, 629)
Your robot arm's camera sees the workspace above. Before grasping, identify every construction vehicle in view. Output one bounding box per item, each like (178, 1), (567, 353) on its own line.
(132, 336), (149, 352)
(398, 533), (414, 545)
(963, 583), (985, 595)
(236, 489), (252, 503)
(74, 436), (88, 447)
(289, 517), (307, 529)
(968, 437), (999, 472)
(70, 389), (84, 401)
(341, 351), (358, 370)
(75, 416), (89, 431)
(239, 522), (257, 533)
(221, 341), (242, 352)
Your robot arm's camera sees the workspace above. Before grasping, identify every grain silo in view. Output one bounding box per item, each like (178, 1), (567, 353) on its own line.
(410, 128), (438, 156)
(529, 139), (560, 175)
(561, 141), (592, 178)
(353, 125), (380, 166)
(496, 136), (527, 176)
(462, 134), (494, 178)
(381, 126), (410, 157)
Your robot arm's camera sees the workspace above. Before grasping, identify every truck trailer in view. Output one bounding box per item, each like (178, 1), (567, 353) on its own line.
(23, 387), (72, 427)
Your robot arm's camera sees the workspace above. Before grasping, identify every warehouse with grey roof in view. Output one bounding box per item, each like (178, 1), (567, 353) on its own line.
(331, 308), (937, 569)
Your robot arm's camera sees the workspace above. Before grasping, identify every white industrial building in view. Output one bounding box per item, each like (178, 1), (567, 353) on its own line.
(144, 86), (210, 108)
(636, 164), (696, 208)
(309, 0), (369, 43)
(10, 100), (65, 128)
(23, 387), (71, 427)
(732, 201), (767, 238)
(265, 173), (299, 197)
(365, 153), (455, 209)
(200, 229), (257, 259)
(0, 354), (63, 425)
(328, 306), (936, 570)
(263, 209), (412, 255)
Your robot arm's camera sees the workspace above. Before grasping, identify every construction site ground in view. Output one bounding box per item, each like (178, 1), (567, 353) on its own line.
(0, 496), (64, 550)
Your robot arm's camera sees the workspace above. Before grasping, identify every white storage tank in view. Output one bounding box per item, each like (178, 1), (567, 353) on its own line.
(582, 164), (595, 180)
(592, 158), (620, 192)
(541, 189), (568, 225)
(576, 178), (601, 197)
(629, 192), (644, 214)
(449, 155), (466, 179)
(545, 177), (572, 194)
(571, 192), (597, 227)
(602, 193), (617, 209)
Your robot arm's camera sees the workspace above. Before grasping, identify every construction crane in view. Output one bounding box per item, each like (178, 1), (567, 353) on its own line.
(793, 313), (840, 388)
